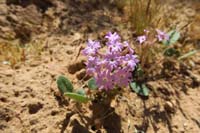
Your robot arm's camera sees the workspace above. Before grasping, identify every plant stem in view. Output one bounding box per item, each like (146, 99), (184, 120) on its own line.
(178, 50), (199, 60)
(146, 0), (151, 16)
(146, 0), (152, 23)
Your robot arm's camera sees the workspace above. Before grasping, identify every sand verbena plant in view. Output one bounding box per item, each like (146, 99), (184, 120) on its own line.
(57, 32), (139, 103)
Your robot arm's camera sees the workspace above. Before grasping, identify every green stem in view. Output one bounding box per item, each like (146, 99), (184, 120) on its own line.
(178, 50), (199, 60)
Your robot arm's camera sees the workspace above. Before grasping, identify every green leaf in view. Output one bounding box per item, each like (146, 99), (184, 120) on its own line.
(88, 78), (98, 90)
(57, 76), (73, 94)
(76, 89), (86, 96)
(141, 84), (149, 96)
(164, 48), (180, 57)
(130, 82), (141, 94)
(64, 92), (90, 103)
(162, 30), (180, 46)
(130, 82), (149, 96)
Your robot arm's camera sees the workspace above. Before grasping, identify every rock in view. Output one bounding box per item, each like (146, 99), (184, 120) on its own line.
(187, 70), (200, 83)
(19, 5), (43, 25)
(29, 61), (41, 67)
(7, 14), (19, 23)
(40, 81), (47, 85)
(0, 27), (16, 39)
(1, 69), (14, 77)
(5, 4), (46, 42)
(0, 16), (9, 26)
(164, 101), (175, 113)
(0, 4), (8, 15)
(45, 8), (55, 19)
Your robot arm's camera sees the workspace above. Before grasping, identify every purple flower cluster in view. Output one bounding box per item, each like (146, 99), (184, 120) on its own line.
(82, 32), (139, 91)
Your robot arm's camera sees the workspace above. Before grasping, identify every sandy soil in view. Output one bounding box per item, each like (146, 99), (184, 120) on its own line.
(0, 0), (200, 133)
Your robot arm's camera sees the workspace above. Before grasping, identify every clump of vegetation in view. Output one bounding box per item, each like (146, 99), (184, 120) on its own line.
(56, 1), (199, 102)
(56, 29), (186, 101)
(57, 32), (139, 103)
(0, 41), (25, 68)
(0, 38), (46, 68)
(135, 28), (180, 77)
(115, 0), (161, 35)
(129, 0), (161, 35)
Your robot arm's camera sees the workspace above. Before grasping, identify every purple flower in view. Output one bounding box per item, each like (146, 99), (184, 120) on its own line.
(137, 35), (147, 44)
(95, 70), (114, 91)
(113, 68), (132, 87)
(85, 56), (99, 75)
(104, 53), (119, 70)
(105, 32), (121, 44)
(82, 39), (101, 56)
(108, 42), (123, 53)
(123, 41), (134, 54)
(87, 39), (101, 49)
(124, 54), (139, 70)
(156, 29), (169, 42)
